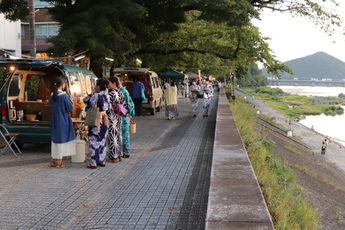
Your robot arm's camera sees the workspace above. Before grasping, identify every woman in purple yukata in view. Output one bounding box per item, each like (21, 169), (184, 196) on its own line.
(50, 77), (76, 168)
(83, 79), (110, 169)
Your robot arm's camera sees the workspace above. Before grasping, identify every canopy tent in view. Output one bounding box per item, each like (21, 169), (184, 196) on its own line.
(156, 69), (187, 89)
(185, 71), (199, 80)
(185, 71), (206, 81)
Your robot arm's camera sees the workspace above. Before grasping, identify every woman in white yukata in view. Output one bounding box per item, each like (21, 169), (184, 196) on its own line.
(202, 80), (213, 117)
(189, 79), (201, 117)
(49, 77), (76, 168)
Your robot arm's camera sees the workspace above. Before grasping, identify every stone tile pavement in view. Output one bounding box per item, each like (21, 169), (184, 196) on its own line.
(0, 93), (218, 229)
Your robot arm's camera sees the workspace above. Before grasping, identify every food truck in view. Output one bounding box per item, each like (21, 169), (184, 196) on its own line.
(0, 58), (97, 147)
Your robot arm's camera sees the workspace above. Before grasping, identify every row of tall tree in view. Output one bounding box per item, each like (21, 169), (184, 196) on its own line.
(0, 0), (342, 79)
(237, 65), (268, 88)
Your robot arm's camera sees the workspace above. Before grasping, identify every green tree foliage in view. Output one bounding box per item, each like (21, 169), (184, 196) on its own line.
(0, 0), (28, 21)
(137, 11), (292, 78)
(237, 65), (269, 88)
(0, 0), (341, 78)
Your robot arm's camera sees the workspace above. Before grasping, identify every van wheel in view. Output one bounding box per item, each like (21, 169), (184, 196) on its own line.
(150, 104), (156, 115)
(156, 100), (161, 112)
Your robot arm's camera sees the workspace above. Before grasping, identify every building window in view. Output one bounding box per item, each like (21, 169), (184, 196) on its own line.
(21, 24), (60, 39)
(34, 0), (54, 7)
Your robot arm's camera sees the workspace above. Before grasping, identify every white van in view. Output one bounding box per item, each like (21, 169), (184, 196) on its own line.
(114, 67), (163, 115)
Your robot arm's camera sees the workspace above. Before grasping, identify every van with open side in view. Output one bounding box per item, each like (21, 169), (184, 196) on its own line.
(114, 67), (163, 115)
(0, 58), (97, 147)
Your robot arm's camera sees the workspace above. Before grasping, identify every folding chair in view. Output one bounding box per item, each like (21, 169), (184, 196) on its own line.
(0, 124), (22, 157)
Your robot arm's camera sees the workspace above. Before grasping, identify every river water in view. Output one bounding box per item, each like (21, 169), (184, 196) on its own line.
(272, 86), (345, 142)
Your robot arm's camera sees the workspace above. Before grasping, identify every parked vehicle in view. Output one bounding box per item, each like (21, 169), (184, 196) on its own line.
(0, 58), (97, 146)
(113, 67), (163, 115)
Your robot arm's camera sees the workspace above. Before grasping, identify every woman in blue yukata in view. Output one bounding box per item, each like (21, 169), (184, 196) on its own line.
(117, 75), (135, 158)
(50, 77), (76, 168)
(83, 79), (110, 169)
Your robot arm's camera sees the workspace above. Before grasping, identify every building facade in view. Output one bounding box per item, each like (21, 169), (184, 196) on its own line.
(0, 14), (22, 58)
(21, 0), (59, 57)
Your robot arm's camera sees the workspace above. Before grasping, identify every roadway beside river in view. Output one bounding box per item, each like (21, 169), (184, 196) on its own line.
(236, 88), (345, 229)
(236, 88), (345, 175)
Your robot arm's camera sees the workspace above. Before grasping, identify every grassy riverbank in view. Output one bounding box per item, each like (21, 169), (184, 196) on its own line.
(241, 87), (344, 118)
(229, 97), (320, 229)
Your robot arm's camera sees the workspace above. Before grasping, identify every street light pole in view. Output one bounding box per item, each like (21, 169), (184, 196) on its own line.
(29, 0), (36, 58)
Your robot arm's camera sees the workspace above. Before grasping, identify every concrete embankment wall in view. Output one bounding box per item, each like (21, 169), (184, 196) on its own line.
(205, 88), (274, 229)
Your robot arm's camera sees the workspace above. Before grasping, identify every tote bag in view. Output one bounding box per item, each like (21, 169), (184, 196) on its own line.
(84, 94), (99, 127)
(130, 119), (136, 134)
(141, 88), (146, 101)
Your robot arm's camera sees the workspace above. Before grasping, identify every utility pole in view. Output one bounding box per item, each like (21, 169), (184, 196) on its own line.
(29, 0), (36, 58)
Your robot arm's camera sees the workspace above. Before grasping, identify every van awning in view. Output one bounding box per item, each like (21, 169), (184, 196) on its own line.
(114, 67), (150, 75)
(0, 58), (63, 68)
(63, 64), (96, 76)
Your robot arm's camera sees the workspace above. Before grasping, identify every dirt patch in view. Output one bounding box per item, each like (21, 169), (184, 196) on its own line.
(257, 114), (345, 229)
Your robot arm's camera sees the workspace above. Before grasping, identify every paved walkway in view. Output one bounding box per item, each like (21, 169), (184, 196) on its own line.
(0, 94), (218, 229)
(236, 89), (345, 174)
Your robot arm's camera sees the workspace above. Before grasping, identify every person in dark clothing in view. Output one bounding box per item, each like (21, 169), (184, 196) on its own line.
(132, 78), (145, 116)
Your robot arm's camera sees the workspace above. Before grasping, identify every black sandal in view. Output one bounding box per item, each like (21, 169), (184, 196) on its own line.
(97, 162), (106, 167)
(123, 153), (130, 158)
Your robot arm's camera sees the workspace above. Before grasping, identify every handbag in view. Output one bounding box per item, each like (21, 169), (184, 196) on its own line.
(141, 88), (146, 101)
(130, 119), (136, 134)
(113, 104), (128, 116)
(84, 94), (99, 126)
(197, 92), (204, 98)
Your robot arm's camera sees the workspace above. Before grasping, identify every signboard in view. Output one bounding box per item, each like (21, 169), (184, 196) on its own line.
(78, 72), (86, 96)
(85, 75), (92, 95)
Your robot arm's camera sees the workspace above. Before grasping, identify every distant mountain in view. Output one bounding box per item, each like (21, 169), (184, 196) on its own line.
(262, 52), (345, 80)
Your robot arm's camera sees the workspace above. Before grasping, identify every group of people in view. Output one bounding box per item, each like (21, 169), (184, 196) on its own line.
(49, 76), (216, 168)
(49, 75), (135, 169)
(189, 79), (214, 117)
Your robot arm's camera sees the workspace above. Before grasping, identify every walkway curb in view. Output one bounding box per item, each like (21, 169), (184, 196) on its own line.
(205, 88), (274, 229)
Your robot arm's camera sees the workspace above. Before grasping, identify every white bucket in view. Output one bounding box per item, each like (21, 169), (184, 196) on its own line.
(72, 140), (86, 163)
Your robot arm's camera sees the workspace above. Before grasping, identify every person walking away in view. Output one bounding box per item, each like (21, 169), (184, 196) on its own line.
(49, 77), (76, 168)
(202, 80), (213, 117)
(164, 81), (179, 120)
(324, 139), (328, 154)
(132, 78), (145, 117)
(321, 141), (326, 155)
(189, 79), (201, 116)
(118, 75), (135, 158)
(107, 77), (126, 163)
(83, 79), (110, 169)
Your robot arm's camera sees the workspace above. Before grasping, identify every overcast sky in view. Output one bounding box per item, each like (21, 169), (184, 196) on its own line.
(252, 2), (345, 63)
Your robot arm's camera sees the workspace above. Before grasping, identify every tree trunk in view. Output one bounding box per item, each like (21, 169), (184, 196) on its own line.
(90, 56), (104, 78)
(29, 0), (36, 58)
